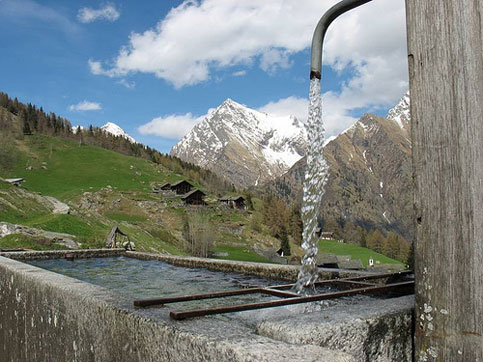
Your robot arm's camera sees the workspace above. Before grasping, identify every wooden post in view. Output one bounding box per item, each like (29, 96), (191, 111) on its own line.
(406, 0), (483, 360)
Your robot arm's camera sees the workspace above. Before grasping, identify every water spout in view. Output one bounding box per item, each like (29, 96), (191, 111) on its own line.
(296, 0), (374, 295)
(310, 0), (373, 80)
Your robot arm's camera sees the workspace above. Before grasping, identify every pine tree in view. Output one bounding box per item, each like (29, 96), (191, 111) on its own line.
(280, 226), (291, 256)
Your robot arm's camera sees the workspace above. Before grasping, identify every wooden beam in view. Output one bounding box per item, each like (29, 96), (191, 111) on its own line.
(406, 0), (483, 359)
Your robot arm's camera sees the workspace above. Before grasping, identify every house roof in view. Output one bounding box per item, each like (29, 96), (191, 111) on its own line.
(181, 189), (205, 200)
(219, 195), (244, 202)
(4, 178), (25, 183)
(159, 183), (171, 188)
(171, 180), (193, 188)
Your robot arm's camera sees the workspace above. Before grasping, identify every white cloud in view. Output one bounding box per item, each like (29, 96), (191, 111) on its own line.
(77, 3), (120, 23)
(69, 101), (102, 112)
(0, 0), (80, 34)
(258, 96), (308, 124)
(138, 113), (204, 139)
(94, 0), (408, 130)
(232, 70), (247, 77)
(117, 79), (135, 89)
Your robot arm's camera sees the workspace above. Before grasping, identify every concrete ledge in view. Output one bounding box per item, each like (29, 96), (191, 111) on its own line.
(0, 255), (358, 361)
(0, 251), (413, 361)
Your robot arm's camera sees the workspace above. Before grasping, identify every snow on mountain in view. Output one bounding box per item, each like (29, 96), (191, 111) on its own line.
(170, 98), (307, 187)
(100, 122), (136, 143)
(386, 92), (410, 131)
(72, 125), (84, 134)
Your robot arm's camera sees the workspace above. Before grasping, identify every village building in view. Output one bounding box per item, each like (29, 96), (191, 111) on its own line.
(170, 180), (193, 195)
(219, 196), (246, 209)
(181, 189), (206, 205)
(106, 225), (134, 250)
(3, 178), (25, 187)
(159, 183), (171, 190)
(152, 182), (172, 193)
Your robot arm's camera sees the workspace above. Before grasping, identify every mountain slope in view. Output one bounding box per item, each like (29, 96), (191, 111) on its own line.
(170, 99), (307, 187)
(271, 94), (413, 240)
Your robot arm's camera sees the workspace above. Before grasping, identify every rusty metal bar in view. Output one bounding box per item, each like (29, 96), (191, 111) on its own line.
(331, 280), (377, 287)
(170, 281), (414, 320)
(134, 271), (414, 307)
(134, 287), (264, 307)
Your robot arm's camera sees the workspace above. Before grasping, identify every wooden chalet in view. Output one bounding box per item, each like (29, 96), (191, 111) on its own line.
(3, 178), (25, 187)
(153, 182), (172, 193)
(219, 196), (246, 209)
(170, 180), (193, 195)
(181, 189), (206, 205)
(315, 228), (334, 239)
(160, 183), (172, 190)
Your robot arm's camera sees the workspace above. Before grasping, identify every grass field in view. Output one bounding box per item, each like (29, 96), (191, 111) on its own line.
(8, 135), (174, 200)
(213, 244), (272, 263)
(0, 234), (66, 251)
(318, 239), (404, 267)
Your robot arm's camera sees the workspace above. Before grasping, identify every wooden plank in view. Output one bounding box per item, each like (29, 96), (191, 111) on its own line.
(406, 0), (483, 359)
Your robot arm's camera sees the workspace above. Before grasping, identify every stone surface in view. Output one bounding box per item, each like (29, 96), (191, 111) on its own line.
(0, 250), (413, 361)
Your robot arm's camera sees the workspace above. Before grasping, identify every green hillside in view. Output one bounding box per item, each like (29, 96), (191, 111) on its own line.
(7, 134), (187, 200)
(318, 239), (404, 267)
(0, 133), (279, 261)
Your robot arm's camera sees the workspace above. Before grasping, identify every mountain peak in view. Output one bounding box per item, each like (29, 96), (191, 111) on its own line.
(170, 100), (307, 187)
(101, 122), (136, 143)
(387, 92), (410, 131)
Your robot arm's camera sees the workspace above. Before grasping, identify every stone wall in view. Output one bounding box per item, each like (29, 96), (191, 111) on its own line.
(0, 251), (413, 361)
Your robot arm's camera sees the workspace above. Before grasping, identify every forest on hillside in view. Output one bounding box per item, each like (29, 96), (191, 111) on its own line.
(0, 92), (231, 193)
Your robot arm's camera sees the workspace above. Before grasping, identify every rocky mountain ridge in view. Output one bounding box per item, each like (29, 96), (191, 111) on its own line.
(271, 93), (413, 240)
(170, 99), (307, 187)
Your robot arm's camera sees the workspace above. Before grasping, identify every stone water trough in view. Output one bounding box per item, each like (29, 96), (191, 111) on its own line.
(0, 249), (413, 361)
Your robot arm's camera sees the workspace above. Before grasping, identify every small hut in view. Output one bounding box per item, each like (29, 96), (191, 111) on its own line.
(106, 226), (134, 250)
(152, 182), (171, 193)
(181, 189), (206, 205)
(170, 180), (193, 195)
(219, 196), (246, 209)
(159, 183), (171, 190)
(3, 178), (25, 187)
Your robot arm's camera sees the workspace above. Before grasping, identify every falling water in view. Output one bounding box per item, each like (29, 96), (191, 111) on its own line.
(295, 78), (329, 294)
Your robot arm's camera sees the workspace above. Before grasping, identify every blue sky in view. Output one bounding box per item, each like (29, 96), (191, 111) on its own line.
(0, 0), (408, 153)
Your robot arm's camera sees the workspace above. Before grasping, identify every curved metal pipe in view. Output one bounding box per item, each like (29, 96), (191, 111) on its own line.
(310, 0), (374, 79)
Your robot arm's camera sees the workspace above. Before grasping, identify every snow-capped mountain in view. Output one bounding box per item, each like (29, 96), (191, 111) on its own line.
(170, 99), (307, 187)
(100, 122), (136, 143)
(269, 92), (414, 240)
(386, 91), (410, 132)
(72, 125), (84, 134)
(71, 122), (136, 143)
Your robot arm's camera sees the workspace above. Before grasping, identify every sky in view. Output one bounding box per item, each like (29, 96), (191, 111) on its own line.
(0, 0), (408, 153)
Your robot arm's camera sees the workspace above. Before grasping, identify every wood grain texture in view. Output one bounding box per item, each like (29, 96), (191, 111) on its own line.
(406, 0), (483, 360)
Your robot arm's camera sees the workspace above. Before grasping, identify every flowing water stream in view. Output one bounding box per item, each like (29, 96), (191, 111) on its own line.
(295, 78), (329, 294)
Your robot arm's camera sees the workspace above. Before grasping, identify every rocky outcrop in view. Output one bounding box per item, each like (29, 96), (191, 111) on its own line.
(0, 222), (79, 249)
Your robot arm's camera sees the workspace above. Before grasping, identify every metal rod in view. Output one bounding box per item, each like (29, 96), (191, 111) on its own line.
(310, 0), (374, 79)
(170, 281), (414, 320)
(331, 280), (376, 287)
(134, 271), (414, 307)
(134, 288), (264, 307)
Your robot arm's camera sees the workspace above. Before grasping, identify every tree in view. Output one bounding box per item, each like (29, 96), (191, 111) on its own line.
(182, 213), (215, 258)
(367, 229), (385, 254)
(279, 226), (291, 256)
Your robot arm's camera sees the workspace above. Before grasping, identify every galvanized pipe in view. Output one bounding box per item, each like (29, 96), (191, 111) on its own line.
(310, 0), (374, 79)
